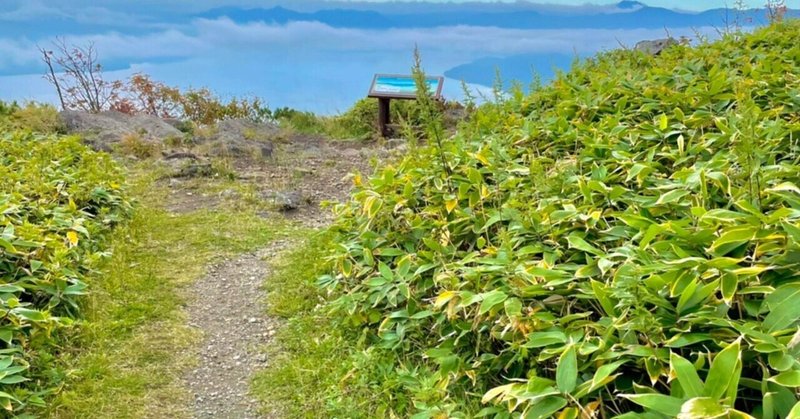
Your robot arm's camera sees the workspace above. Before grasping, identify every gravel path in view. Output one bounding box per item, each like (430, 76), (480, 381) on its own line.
(184, 243), (283, 419)
(175, 137), (396, 418)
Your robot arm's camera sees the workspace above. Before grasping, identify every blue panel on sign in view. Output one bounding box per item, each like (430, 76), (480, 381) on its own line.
(368, 74), (444, 99)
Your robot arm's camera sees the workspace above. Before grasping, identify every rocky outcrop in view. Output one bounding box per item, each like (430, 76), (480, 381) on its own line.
(60, 111), (277, 162)
(634, 38), (679, 56)
(196, 118), (277, 159)
(60, 110), (182, 151)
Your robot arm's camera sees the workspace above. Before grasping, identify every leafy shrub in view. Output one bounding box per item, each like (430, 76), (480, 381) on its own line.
(118, 133), (161, 159)
(177, 87), (271, 125)
(273, 107), (330, 136)
(114, 74), (273, 125)
(0, 131), (131, 414)
(0, 102), (64, 134)
(317, 22), (800, 418)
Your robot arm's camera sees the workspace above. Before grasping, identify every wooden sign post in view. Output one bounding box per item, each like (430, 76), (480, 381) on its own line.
(368, 74), (444, 137)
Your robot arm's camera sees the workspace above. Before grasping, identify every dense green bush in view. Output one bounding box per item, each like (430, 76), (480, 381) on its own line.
(0, 131), (130, 414)
(0, 102), (64, 134)
(318, 22), (800, 417)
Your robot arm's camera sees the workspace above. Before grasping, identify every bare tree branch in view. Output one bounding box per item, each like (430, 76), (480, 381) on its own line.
(38, 44), (66, 110)
(41, 38), (120, 112)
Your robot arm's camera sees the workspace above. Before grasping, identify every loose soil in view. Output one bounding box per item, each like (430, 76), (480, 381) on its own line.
(184, 245), (281, 419)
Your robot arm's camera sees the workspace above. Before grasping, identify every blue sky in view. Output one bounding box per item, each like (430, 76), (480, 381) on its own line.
(0, 0), (777, 13)
(347, 0), (767, 9)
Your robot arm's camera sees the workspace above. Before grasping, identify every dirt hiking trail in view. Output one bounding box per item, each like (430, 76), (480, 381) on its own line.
(167, 133), (398, 418)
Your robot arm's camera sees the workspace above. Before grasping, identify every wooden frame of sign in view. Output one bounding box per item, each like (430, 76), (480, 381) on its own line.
(368, 74), (444, 137)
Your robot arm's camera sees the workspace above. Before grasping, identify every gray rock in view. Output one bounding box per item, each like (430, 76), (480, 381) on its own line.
(176, 162), (213, 178)
(261, 190), (305, 211)
(386, 138), (406, 149)
(260, 143), (274, 159)
(219, 189), (239, 199)
(60, 110), (183, 150)
(163, 151), (199, 160)
(198, 118), (277, 159)
(634, 38), (678, 56)
(216, 118), (279, 141)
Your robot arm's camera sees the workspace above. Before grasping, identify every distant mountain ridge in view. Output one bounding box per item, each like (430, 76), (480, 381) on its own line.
(198, 3), (799, 30)
(616, 1), (646, 10)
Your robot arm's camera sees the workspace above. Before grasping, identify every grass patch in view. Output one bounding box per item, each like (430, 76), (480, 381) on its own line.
(253, 233), (390, 418)
(50, 164), (285, 418)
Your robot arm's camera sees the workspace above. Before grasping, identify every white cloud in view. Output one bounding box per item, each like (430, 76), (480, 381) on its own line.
(0, 17), (718, 73)
(189, 18), (701, 56)
(0, 0), (66, 20)
(0, 39), (39, 69)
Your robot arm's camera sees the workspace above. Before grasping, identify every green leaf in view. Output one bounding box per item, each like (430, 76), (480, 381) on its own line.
(768, 371), (800, 387)
(763, 392), (775, 419)
(677, 398), (727, 419)
(525, 267), (570, 280)
(709, 227), (757, 254)
(574, 360), (626, 397)
(720, 273), (737, 304)
(622, 393), (683, 416)
(666, 333), (713, 348)
(781, 221), (800, 243)
(481, 383), (513, 404)
(523, 396), (567, 419)
(0, 375), (27, 385)
(763, 284), (800, 332)
(378, 262), (393, 280)
(525, 331), (567, 348)
(409, 310), (433, 320)
(591, 280), (617, 317)
(788, 401), (800, 418)
(0, 237), (16, 253)
(0, 391), (18, 402)
(504, 298), (522, 317)
(704, 339), (741, 400)
(768, 352), (795, 372)
(365, 277), (388, 287)
(0, 284), (23, 294)
(677, 278), (719, 314)
(659, 114), (669, 130)
(556, 345), (578, 393)
(655, 189), (690, 206)
(566, 233), (603, 256)
(765, 182), (800, 195)
(478, 290), (508, 315)
(670, 353), (704, 398)
(474, 407), (503, 418)
(12, 308), (48, 322)
(597, 258), (615, 275)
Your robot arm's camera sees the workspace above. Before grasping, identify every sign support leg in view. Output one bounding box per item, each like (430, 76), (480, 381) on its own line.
(378, 97), (391, 138)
